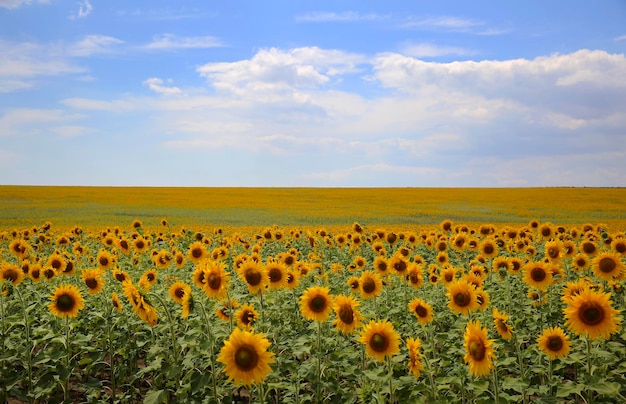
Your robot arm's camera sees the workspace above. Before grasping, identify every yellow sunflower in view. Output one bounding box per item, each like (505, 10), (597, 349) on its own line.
(406, 264), (424, 289)
(133, 236), (149, 253)
(446, 280), (479, 316)
(300, 286), (333, 322)
(347, 276), (360, 294)
(217, 327), (275, 386)
(48, 284), (85, 318)
(29, 264), (43, 283)
(563, 289), (621, 340)
(188, 241), (207, 263)
(580, 239), (598, 257)
(440, 266), (457, 286)
(475, 288), (490, 311)
(236, 303), (259, 330)
(81, 268), (105, 294)
(46, 252), (67, 273)
(111, 292), (123, 313)
(332, 294), (362, 334)
(522, 261), (553, 292)
(492, 307), (513, 340)
(358, 319), (401, 362)
(9, 239), (28, 258)
(544, 240), (563, 262)
(237, 260), (268, 295)
(201, 260), (230, 299)
(284, 270), (299, 290)
(359, 270), (383, 300)
(537, 327), (571, 360)
(169, 281), (191, 305)
(265, 261), (288, 290)
(591, 252), (624, 282)
(464, 320), (495, 377)
(0, 263), (24, 286)
(612, 238), (626, 256)
(389, 254), (409, 276)
(216, 299), (240, 322)
(96, 249), (114, 270)
(478, 238), (498, 259)
(406, 337), (425, 378)
(408, 298), (433, 324)
(139, 269), (158, 291)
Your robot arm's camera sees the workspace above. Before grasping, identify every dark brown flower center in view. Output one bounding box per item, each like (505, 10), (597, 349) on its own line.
(234, 345), (259, 371)
(208, 273), (221, 289)
(393, 260), (407, 273)
(191, 248), (203, 259)
(468, 339), (486, 360)
(3, 269), (19, 282)
(598, 257), (617, 273)
(547, 336), (563, 351)
(268, 267), (282, 282)
(415, 305), (428, 318)
(615, 242), (626, 254)
(453, 291), (471, 307)
(339, 305), (354, 324)
(582, 242), (596, 254)
(530, 267), (546, 282)
(99, 257), (109, 266)
(244, 269), (262, 286)
(309, 296), (327, 313)
(57, 294), (75, 311)
(85, 278), (98, 289)
(362, 278), (376, 294)
(115, 273), (127, 282)
(579, 302), (605, 326)
(483, 244), (494, 255)
(370, 333), (388, 352)
(51, 259), (62, 270)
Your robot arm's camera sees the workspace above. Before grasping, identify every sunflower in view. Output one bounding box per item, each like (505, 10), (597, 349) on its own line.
(522, 261), (553, 292)
(406, 264), (424, 289)
(463, 320), (495, 377)
(332, 294), (362, 334)
(29, 264), (42, 282)
(563, 289), (621, 340)
(359, 270), (383, 300)
(544, 240), (563, 262)
(139, 269), (158, 291)
(188, 241), (207, 263)
(43, 266), (57, 281)
(9, 239), (28, 258)
(265, 261), (288, 290)
(81, 268), (105, 294)
(111, 292), (123, 313)
(561, 279), (592, 304)
(169, 281), (191, 304)
(199, 260), (230, 299)
(580, 240), (598, 257)
(406, 337), (425, 378)
(537, 327), (571, 360)
(48, 284), (85, 318)
(508, 257), (524, 276)
(133, 236), (149, 253)
(181, 293), (194, 319)
(347, 276), (360, 294)
(235, 303), (259, 330)
(217, 327), (275, 386)
(0, 263), (24, 286)
(389, 254), (409, 276)
(216, 299), (240, 322)
(446, 280), (479, 316)
(591, 252), (624, 282)
(46, 252), (67, 273)
(284, 270), (299, 290)
(479, 239), (498, 259)
(475, 288), (490, 311)
(492, 308), (513, 340)
(408, 298), (433, 324)
(94, 249), (113, 270)
(538, 223), (555, 240)
(237, 260), (268, 295)
(112, 268), (130, 283)
(300, 286), (333, 322)
(612, 238), (626, 256)
(358, 319), (401, 362)
(440, 266), (457, 286)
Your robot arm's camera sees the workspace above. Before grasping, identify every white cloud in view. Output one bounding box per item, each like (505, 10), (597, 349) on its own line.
(401, 43), (474, 58)
(0, 108), (84, 137)
(69, 0), (92, 20)
(143, 78), (182, 95)
(0, 79), (33, 92)
(61, 97), (137, 112)
(69, 35), (124, 57)
(143, 34), (222, 50)
(50, 125), (90, 138)
(0, 39), (83, 79)
(301, 163), (441, 183)
(614, 34), (626, 42)
(402, 16), (483, 30)
(0, 0), (48, 9)
(296, 11), (385, 23)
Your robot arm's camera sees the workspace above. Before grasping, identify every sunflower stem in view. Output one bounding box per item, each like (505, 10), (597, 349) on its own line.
(63, 315), (71, 403)
(316, 320), (322, 404)
(198, 300), (219, 404)
(492, 362), (500, 403)
(151, 293), (180, 382)
(513, 334), (528, 404)
(106, 302), (116, 404)
(586, 337), (594, 404)
(386, 356), (395, 404)
(15, 287), (34, 403)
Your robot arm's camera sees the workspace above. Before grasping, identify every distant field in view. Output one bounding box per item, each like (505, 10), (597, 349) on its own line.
(0, 186), (624, 231)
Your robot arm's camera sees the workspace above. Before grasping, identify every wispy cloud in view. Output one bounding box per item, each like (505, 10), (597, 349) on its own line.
(117, 7), (211, 21)
(403, 16), (483, 30)
(614, 34), (626, 42)
(296, 11), (386, 23)
(143, 78), (182, 95)
(0, 0), (49, 9)
(0, 39), (83, 81)
(68, 35), (124, 57)
(142, 34), (223, 50)
(69, 0), (92, 20)
(401, 43), (475, 58)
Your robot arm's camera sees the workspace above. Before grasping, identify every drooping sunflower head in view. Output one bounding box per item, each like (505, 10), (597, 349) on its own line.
(332, 294), (362, 334)
(537, 326), (571, 360)
(406, 337), (425, 377)
(463, 320), (495, 377)
(406, 264), (424, 289)
(111, 292), (123, 313)
(217, 327), (275, 386)
(300, 286), (333, 322)
(0, 263), (24, 286)
(358, 319), (401, 362)
(48, 284), (85, 318)
(563, 289), (622, 340)
(492, 307), (513, 340)
(408, 298), (433, 324)
(169, 281), (191, 305)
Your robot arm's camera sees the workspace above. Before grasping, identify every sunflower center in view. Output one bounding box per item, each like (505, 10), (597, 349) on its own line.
(3, 269), (18, 282)
(147, 273), (155, 282)
(51, 259), (62, 270)
(409, 273), (420, 284)
(548, 248), (559, 259)
(85, 278), (98, 289)
(393, 260), (407, 273)
(415, 305), (428, 318)
(349, 280), (359, 289)
(615, 242), (626, 254)
(530, 267), (546, 282)
(598, 257), (617, 273)
(242, 311), (255, 325)
(370, 333), (389, 352)
(244, 269), (262, 286)
(99, 257), (109, 267)
(444, 273), (453, 282)
(576, 258), (587, 267)
(174, 287), (185, 299)
(496, 319), (508, 333)
(208, 273), (221, 289)
(57, 294), (75, 312)
(268, 268), (282, 282)
(483, 244), (494, 255)
(44, 269), (55, 279)
(309, 296), (327, 313)
(547, 336), (563, 351)
(362, 278), (376, 294)
(339, 306), (354, 324)
(582, 243), (596, 254)
(579, 302), (605, 326)
(191, 248), (203, 259)
(453, 291), (471, 307)
(377, 262), (388, 272)
(115, 273), (126, 282)
(468, 339), (486, 360)
(234, 345), (259, 371)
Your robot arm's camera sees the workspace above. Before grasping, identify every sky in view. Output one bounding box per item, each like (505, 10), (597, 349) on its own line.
(1, 0), (625, 187)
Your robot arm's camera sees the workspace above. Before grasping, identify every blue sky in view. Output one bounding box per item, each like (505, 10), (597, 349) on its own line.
(1, 0), (625, 187)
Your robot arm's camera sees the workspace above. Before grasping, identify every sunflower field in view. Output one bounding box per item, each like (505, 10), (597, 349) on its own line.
(1, 213), (626, 402)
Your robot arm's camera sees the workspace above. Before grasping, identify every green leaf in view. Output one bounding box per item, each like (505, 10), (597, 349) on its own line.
(501, 376), (527, 393)
(556, 381), (584, 398)
(143, 389), (167, 404)
(589, 381), (621, 396)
